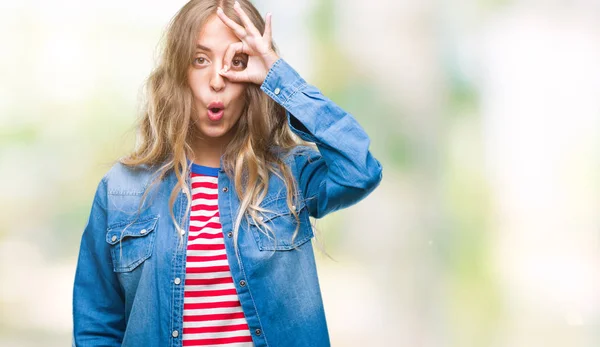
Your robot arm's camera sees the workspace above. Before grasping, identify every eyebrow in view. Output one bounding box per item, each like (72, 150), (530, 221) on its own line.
(195, 44), (211, 52)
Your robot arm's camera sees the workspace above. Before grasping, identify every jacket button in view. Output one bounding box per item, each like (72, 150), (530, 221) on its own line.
(222, 187), (228, 192)
(174, 277), (181, 285)
(227, 231), (233, 238)
(239, 280), (246, 287)
(111, 235), (117, 242)
(172, 330), (179, 338)
(274, 87), (281, 95)
(255, 328), (262, 335)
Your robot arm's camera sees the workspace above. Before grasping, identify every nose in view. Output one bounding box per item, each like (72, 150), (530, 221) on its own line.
(210, 64), (225, 92)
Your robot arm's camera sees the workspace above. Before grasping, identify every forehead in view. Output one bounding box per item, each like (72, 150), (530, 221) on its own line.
(196, 14), (240, 53)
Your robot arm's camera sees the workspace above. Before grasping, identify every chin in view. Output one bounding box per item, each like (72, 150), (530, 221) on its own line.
(195, 122), (234, 138)
(199, 128), (228, 138)
(191, 114), (239, 141)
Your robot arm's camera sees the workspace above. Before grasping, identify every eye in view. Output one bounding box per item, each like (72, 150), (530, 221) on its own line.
(231, 55), (248, 69)
(192, 56), (209, 67)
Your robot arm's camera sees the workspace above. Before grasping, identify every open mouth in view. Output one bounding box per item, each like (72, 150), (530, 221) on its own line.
(207, 102), (225, 121)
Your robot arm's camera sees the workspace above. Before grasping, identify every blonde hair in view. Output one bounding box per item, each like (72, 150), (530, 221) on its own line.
(120, 0), (314, 256)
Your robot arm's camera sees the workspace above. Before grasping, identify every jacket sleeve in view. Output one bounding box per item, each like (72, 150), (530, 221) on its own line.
(260, 58), (383, 218)
(72, 177), (126, 346)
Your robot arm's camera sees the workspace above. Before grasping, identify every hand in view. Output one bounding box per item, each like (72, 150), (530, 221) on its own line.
(216, 1), (279, 85)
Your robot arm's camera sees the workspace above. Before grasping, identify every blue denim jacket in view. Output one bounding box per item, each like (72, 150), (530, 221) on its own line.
(72, 58), (383, 347)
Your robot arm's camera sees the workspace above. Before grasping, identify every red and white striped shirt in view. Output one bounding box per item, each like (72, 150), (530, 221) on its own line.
(183, 164), (254, 347)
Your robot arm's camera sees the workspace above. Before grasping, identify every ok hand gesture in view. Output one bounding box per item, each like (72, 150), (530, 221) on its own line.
(216, 1), (280, 85)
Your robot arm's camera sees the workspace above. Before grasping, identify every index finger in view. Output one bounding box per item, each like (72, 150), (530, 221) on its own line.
(233, 1), (261, 36)
(216, 7), (247, 38)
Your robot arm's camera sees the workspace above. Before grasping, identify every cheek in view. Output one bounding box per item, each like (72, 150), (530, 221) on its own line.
(188, 72), (208, 98)
(229, 85), (247, 110)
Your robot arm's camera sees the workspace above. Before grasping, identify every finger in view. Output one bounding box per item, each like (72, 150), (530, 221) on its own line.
(221, 41), (245, 73)
(263, 12), (272, 44)
(218, 68), (249, 83)
(233, 1), (261, 36)
(216, 7), (247, 38)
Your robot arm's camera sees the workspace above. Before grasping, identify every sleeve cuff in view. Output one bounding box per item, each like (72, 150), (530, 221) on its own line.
(260, 58), (319, 142)
(260, 58), (307, 107)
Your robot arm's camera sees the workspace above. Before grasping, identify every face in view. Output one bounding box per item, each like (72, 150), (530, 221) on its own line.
(187, 14), (249, 147)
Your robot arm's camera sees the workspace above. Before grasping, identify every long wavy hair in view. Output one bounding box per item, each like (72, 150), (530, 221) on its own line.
(119, 0), (314, 256)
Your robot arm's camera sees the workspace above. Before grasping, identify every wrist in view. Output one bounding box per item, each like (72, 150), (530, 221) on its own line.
(262, 51), (280, 71)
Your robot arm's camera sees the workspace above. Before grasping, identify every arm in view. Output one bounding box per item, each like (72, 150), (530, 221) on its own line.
(261, 58), (383, 218)
(213, 5), (382, 217)
(72, 178), (126, 346)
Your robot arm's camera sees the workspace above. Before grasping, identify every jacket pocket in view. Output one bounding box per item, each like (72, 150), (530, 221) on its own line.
(248, 196), (313, 251)
(106, 215), (159, 272)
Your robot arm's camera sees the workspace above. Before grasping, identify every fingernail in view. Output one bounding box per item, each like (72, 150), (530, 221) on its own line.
(221, 65), (228, 73)
(234, 1), (240, 8)
(217, 7), (223, 13)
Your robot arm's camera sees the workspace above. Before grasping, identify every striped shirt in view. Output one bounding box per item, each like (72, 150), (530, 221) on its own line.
(183, 164), (254, 347)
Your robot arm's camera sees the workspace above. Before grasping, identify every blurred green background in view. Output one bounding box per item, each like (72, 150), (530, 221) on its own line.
(1, 0), (599, 346)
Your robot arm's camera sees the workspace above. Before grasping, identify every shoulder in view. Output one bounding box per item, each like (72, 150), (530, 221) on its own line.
(285, 145), (323, 172)
(267, 144), (323, 174)
(102, 161), (163, 196)
(278, 144), (320, 163)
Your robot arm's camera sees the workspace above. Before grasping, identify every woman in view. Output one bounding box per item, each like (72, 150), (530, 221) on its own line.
(72, 0), (383, 346)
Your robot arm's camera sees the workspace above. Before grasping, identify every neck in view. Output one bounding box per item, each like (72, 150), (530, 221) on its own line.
(188, 136), (229, 168)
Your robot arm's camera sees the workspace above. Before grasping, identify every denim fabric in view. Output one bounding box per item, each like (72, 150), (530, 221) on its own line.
(73, 58), (383, 347)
